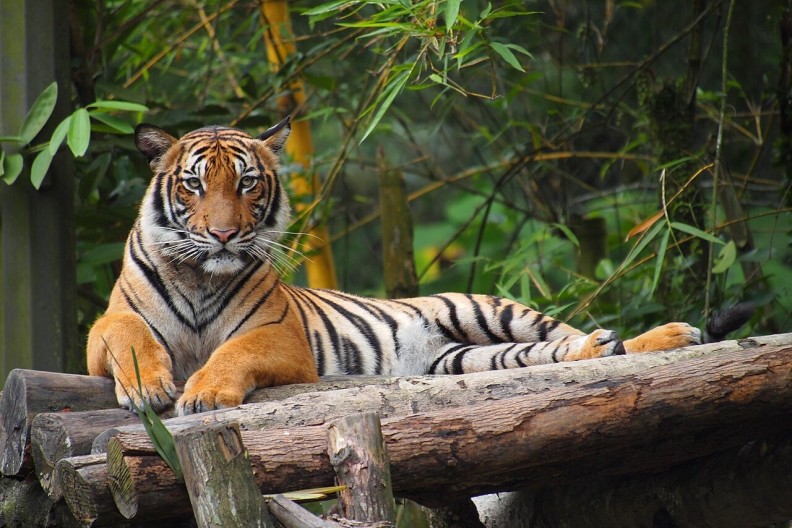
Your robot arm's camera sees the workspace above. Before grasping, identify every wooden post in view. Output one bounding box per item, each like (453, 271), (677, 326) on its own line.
(55, 453), (128, 527)
(326, 413), (396, 524)
(173, 422), (274, 528)
(0, 0), (78, 382)
(378, 149), (419, 299)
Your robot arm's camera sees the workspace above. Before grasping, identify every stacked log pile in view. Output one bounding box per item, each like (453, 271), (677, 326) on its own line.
(2, 334), (792, 527)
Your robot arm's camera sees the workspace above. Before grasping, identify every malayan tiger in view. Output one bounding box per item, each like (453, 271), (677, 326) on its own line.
(87, 116), (710, 416)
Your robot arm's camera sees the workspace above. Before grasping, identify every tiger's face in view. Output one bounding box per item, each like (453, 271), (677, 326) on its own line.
(134, 118), (292, 275)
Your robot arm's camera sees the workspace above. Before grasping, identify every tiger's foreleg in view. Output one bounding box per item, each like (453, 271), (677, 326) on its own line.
(428, 329), (625, 374)
(623, 322), (701, 353)
(87, 312), (177, 412)
(176, 322), (319, 416)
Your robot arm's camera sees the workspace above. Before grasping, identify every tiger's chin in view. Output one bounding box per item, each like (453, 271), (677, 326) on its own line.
(201, 251), (247, 275)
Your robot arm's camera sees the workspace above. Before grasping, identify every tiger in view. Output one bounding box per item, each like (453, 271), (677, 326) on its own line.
(87, 116), (706, 416)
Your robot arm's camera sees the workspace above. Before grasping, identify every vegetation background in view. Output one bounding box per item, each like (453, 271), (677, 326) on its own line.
(4, 0), (790, 371)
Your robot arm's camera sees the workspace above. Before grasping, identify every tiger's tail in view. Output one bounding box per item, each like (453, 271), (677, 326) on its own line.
(704, 302), (755, 343)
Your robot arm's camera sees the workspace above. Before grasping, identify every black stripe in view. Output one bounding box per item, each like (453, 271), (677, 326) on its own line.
(493, 343), (518, 370)
(433, 295), (469, 342)
(263, 172), (281, 227)
(224, 278), (279, 340)
(312, 330), (326, 375)
(151, 173), (169, 228)
(428, 343), (467, 374)
(119, 281), (173, 361)
(499, 304), (516, 341)
(128, 232), (194, 330)
(467, 294), (504, 343)
(538, 319), (550, 341)
(450, 346), (474, 374)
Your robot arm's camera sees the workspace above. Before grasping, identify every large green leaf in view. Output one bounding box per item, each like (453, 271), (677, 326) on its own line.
(90, 111), (134, 134)
(670, 222), (724, 245)
(49, 116), (72, 155)
(20, 82), (58, 144)
(712, 240), (737, 274)
(360, 67), (411, 143)
(30, 149), (54, 190)
(87, 100), (148, 112)
(1, 153), (23, 185)
(67, 108), (91, 157)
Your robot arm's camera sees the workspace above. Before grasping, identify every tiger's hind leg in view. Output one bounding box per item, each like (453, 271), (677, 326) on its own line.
(427, 329), (625, 374)
(623, 322), (702, 353)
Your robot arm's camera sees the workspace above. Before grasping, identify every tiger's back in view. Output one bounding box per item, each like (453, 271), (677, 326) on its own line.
(87, 118), (703, 416)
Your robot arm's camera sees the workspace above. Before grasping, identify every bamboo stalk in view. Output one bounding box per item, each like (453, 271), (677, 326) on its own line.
(260, 0), (338, 289)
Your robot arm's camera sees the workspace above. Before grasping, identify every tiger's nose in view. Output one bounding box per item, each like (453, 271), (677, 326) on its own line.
(208, 227), (238, 244)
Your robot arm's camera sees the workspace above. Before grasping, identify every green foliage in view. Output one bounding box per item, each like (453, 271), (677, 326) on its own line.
(62, 0), (790, 341)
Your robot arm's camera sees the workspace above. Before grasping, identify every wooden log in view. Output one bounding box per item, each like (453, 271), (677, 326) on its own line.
(31, 408), (142, 500)
(327, 413), (396, 524)
(55, 453), (137, 527)
(0, 369), (118, 476)
(99, 344), (792, 521)
(267, 495), (391, 528)
(0, 473), (81, 527)
(488, 432), (792, 528)
(93, 333), (792, 454)
(267, 495), (338, 528)
(173, 422), (274, 528)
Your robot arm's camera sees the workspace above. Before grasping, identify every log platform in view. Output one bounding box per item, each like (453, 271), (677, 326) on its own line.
(1, 333), (791, 527)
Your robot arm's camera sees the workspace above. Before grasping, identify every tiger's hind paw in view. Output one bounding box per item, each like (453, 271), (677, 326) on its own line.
(566, 329), (625, 361)
(623, 322), (702, 354)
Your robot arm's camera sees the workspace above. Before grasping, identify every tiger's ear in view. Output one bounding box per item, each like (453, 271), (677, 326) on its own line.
(257, 116), (291, 154)
(135, 124), (177, 164)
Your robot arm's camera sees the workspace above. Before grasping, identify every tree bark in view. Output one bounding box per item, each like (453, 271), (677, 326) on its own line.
(93, 343), (792, 523)
(93, 333), (792, 454)
(0, 472), (81, 528)
(327, 413), (397, 524)
(173, 422), (274, 528)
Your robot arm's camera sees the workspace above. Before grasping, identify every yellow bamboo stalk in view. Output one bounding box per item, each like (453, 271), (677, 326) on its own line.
(260, 0), (338, 289)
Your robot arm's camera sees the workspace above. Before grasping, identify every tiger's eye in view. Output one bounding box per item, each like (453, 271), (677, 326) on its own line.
(240, 175), (257, 190)
(184, 177), (202, 190)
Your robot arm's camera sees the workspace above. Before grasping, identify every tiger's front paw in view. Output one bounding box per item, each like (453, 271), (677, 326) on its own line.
(623, 322), (702, 353)
(566, 329), (625, 361)
(176, 370), (245, 416)
(114, 366), (176, 413)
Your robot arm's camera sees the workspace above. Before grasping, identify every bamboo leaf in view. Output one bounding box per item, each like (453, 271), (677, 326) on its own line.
(712, 240), (737, 274)
(30, 149), (53, 190)
(87, 100), (148, 112)
(490, 42), (525, 72)
(0, 150), (4, 178)
(650, 228), (671, 295)
(445, 0), (461, 31)
(20, 82), (58, 144)
(1, 153), (23, 185)
(626, 210), (663, 240)
(670, 222), (724, 245)
(48, 116), (72, 156)
(360, 69), (411, 143)
(0, 136), (26, 143)
(67, 108), (91, 157)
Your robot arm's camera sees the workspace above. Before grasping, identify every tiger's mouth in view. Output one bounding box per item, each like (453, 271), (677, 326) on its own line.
(202, 248), (248, 275)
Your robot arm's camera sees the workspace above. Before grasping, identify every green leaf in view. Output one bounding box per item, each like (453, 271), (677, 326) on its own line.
(360, 68), (411, 143)
(445, 0), (461, 31)
(480, 2), (492, 19)
(49, 116), (72, 156)
(670, 222), (724, 245)
(67, 108), (91, 157)
(89, 111), (134, 134)
(621, 221), (663, 272)
(490, 42), (525, 72)
(87, 100), (148, 112)
(0, 150), (4, 178)
(30, 149), (53, 190)
(0, 135), (26, 143)
(551, 222), (580, 249)
(130, 346), (183, 480)
(20, 82), (58, 144)
(504, 43), (533, 59)
(303, 0), (349, 16)
(650, 228), (671, 295)
(2, 153), (23, 185)
(712, 240), (737, 274)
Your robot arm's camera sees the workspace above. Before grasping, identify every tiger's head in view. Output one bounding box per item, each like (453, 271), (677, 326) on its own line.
(134, 117), (292, 276)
